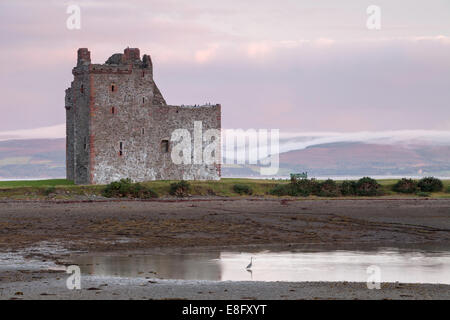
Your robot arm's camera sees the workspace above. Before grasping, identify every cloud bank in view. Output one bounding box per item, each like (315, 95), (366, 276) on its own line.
(0, 124), (65, 142)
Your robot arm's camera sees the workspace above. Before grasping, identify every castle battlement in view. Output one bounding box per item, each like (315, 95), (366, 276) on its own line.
(73, 48), (153, 76)
(65, 48), (221, 184)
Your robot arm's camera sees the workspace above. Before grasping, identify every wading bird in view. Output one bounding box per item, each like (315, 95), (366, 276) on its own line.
(246, 257), (253, 270)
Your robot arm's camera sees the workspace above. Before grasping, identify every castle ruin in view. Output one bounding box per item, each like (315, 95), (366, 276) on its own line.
(65, 48), (221, 184)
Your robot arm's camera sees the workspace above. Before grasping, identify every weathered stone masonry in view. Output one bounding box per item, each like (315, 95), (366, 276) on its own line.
(65, 48), (221, 184)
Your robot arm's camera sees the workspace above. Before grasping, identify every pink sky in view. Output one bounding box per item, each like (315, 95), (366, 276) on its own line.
(0, 0), (449, 132)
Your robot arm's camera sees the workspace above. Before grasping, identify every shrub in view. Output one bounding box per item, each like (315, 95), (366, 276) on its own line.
(233, 184), (253, 195)
(103, 179), (158, 199)
(446, 186), (450, 194)
(416, 191), (430, 197)
(294, 178), (319, 196)
(129, 183), (158, 199)
(340, 181), (356, 196)
(269, 183), (300, 196)
(316, 179), (340, 197)
(169, 180), (191, 197)
(354, 177), (382, 196)
(417, 177), (443, 192)
(392, 178), (418, 194)
(43, 186), (56, 196)
(270, 179), (318, 197)
(103, 178), (132, 197)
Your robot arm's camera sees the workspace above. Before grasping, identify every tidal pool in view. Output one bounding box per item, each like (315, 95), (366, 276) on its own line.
(70, 248), (450, 284)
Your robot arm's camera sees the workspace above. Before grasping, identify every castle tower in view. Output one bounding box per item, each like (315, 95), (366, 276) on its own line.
(65, 48), (221, 184)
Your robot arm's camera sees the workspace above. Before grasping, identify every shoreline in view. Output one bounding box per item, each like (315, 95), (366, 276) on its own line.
(2, 270), (449, 300)
(1, 196), (450, 205)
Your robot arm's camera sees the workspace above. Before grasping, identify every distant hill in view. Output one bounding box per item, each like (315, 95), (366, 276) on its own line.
(275, 142), (450, 177)
(1, 138), (450, 180)
(0, 139), (65, 179)
(222, 142), (450, 178)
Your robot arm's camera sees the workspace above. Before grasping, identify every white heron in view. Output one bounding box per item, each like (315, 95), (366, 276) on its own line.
(245, 257), (253, 270)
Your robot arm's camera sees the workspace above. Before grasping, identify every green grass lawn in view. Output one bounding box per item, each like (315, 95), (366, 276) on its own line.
(140, 178), (284, 197)
(0, 177), (449, 199)
(0, 179), (74, 187)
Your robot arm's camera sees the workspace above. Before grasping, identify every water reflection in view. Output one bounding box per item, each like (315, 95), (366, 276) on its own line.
(72, 249), (450, 284)
(76, 252), (222, 280)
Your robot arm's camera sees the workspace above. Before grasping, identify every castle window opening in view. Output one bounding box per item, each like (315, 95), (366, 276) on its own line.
(83, 137), (87, 151)
(119, 142), (123, 156)
(161, 140), (169, 153)
(111, 107), (115, 114)
(80, 84), (84, 93)
(111, 84), (115, 92)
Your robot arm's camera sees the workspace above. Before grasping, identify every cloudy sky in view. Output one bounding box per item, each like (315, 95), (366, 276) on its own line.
(1, 0), (450, 133)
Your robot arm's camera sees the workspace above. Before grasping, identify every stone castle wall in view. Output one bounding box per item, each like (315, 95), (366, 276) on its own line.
(65, 48), (221, 184)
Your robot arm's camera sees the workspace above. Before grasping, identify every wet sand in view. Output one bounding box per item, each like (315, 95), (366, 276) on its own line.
(1, 198), (449, 253)
(2, 270), (449, 300)
(1, 198), (449, 300)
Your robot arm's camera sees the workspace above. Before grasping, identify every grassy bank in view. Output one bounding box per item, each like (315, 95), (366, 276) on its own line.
(0, 179), (74, 187)
(0, 178), (449, 200)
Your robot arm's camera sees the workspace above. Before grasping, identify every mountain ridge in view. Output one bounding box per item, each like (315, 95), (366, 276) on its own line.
(0, 138), (449, 179)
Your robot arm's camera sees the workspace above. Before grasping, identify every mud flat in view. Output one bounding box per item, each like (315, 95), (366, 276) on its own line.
(0, 199), (449, 300)
(1, 271), (449, 300)
(0, 198), (449, 252)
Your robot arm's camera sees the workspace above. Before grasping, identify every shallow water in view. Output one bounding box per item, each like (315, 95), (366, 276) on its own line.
(0, 242), (69, 271)
(71, 248), (450, 284)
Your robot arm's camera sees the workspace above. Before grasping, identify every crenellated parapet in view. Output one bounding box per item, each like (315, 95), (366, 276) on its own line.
(73, 47), (153, 76)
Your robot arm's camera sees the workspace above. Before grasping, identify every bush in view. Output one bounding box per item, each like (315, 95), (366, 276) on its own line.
(316, 179), (340, 197)
(43, 186), (56, 196)
(270, 179), (318, 197)
(128, 183), (158, 199)
(446, 186), (450, 194)
(271, 178), (384, 197)
(416, 191), (430, 197)
(233, 184), (253, 195)
(392, 178), (418, 194)
(169, 180), (191, 197)
(103, 178), (158, 199)
(103, 178), (132, 197)
(294, 179), (319, 196)
(270, 183), (300, 196)
(417, 177), (443, 192)
(354, 177), (382, 196)
(340, 181), (356, 196)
